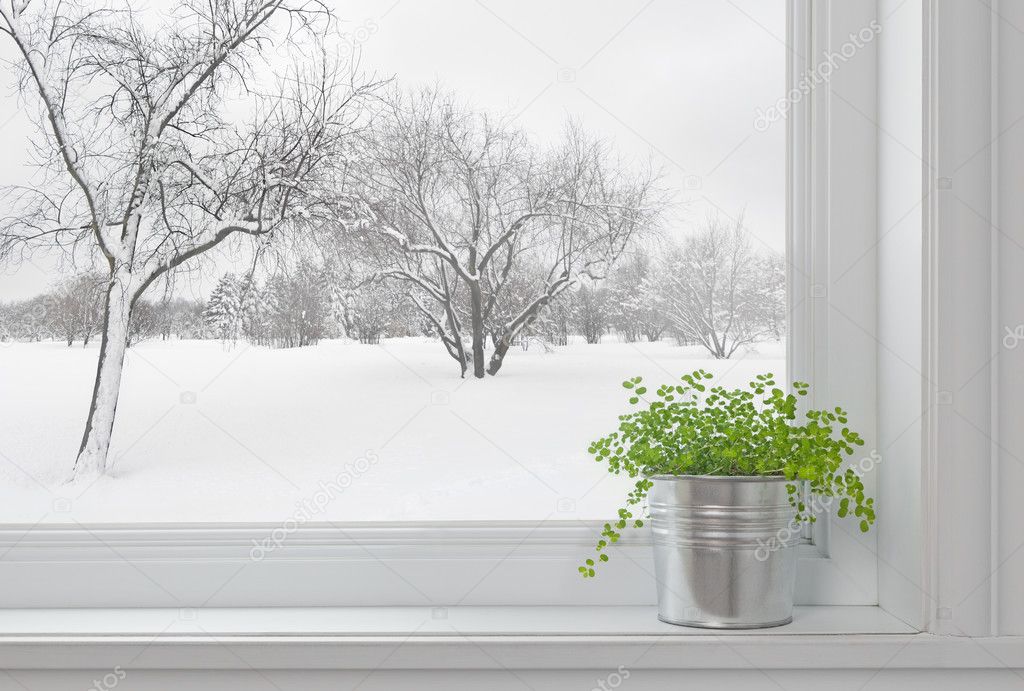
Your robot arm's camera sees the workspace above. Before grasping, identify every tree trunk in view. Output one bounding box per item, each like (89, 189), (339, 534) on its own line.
(469, 282), (486, 379)
(487, 336), (511, 375)
(73, 277), (133, 480)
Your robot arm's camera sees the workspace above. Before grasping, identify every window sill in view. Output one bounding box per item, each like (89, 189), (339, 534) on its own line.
(0, 522), (875, 608)
(14, 605), (1021, 672)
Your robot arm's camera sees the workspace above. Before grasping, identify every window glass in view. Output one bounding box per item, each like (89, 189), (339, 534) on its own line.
(0, 0), (786, 522)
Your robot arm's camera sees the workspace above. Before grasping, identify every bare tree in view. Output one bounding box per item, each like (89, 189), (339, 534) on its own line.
(539, 291), (574, 347)
(759, 250), (787, 341)
(357, 88), (663, 378)
(47, 271), (104, 346)
(572, 283), (610, 344)
(5, 295), (50, 341)
(342, 278), (413, 344)
(47, 283), (79, 346)
(77, 272), (105, 346)
(0, 0), (375, 478)
(263, 261), (333, 348)
(655, 214), (779, 359)
(154, 296), (205, 341)
(126, 298), (158, 347)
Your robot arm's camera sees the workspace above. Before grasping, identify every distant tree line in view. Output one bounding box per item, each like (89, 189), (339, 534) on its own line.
(199, 263), (421, 349)
(0, 273), (207, 346)
(1, 211), (785, 362)
(0, 273), (102, 346)
(200, 209), (784, 359)
(202, 265), (337, 349)
(536, 214), (786, 358)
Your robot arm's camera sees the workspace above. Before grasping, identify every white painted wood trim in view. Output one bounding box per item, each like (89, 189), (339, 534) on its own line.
(0, 605), (983, 673)
(0, 522), (844, 608)
(922, 0), (1001, 637)
(786, 0), (881, 605)
(921, 0), (942, 636)
(2, 627), (1022, 672)
(987, 0), (1001, 639)
(1, 635), (1000, 672)
(0, 605), (914, 637)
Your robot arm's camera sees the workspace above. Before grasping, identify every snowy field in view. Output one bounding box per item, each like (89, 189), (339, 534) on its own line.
(0, 338), (784, 523)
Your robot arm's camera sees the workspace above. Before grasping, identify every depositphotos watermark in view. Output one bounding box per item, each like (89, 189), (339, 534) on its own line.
(87, 666), (126, 691)
(591, 665), (631, 691)
(754, 19), (882, 132)
(250, 450), (379, 560)
(334, 18), (379, 58)
(754, 450), (881, 561)
(1003, 324), (1024, 349)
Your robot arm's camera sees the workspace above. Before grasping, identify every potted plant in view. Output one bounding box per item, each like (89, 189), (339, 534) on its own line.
(581, 370), (875, 629)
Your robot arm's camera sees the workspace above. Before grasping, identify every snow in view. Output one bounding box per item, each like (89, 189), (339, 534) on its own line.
(0, 337), (784, 523)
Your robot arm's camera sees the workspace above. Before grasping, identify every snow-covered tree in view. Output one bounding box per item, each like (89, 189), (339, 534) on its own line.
(607, 249), (668, 343)
(0, 1), (376, 477)
(47, 272), (105, 346)
(539, 292), (575, 347)
(203, 274), (243, 344)
(358, 88), (664, 378)
(237, 275), (269, 346)
(343, 279), (413, 344)
(573, 284), (611, 344)
(0, 302), (13, 344)
(48, 283), (83, 347)
(154, 297), (206, 341)
(263, 262), (333, 348)
(15, 294), (52, 341)
(126, 299), (158, 347)
(759, 251), (787, 341)
(656, 214), (780, 359)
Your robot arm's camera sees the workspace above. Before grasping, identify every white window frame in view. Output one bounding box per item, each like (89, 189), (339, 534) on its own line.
(0, 0), (892, 613)
(786, 0), (882, 606)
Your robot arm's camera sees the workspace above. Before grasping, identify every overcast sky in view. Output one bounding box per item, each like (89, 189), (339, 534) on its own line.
(0, 0), (785, 300)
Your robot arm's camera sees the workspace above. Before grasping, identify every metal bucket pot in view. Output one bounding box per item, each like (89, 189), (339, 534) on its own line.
(649, 475), (800, 629)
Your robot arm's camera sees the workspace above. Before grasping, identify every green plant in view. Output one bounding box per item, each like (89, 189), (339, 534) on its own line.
(579, 370), (873, 578)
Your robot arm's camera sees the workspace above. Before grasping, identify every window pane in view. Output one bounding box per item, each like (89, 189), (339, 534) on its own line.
(0, 0), (786, 522)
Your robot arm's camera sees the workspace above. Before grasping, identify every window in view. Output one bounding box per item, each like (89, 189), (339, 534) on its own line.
(0, 0), (787, 525)
(0, 0), (902, 619)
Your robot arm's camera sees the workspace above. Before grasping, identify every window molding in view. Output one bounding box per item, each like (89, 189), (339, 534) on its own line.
(920, 0), (1003, 637)
(787, 0), (882, 607)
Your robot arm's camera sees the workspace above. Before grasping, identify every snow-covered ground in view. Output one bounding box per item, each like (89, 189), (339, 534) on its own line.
(0, 337), (784, 523)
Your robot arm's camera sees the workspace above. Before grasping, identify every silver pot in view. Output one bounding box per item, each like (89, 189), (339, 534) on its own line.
(649, 475), (800, 629)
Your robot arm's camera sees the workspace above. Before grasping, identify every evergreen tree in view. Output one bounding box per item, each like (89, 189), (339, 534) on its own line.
(238, 274), (269, 346)
(609, 250), (668, 343)
(203, 273), (242, 344)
